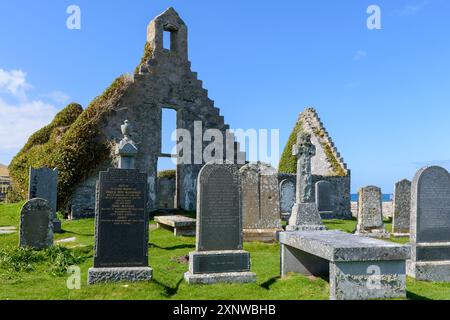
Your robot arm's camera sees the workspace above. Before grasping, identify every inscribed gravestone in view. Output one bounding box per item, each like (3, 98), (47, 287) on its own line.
(88, 168), (152, 284)
(28, 167), (61, 233)
(392, 179), (411, 235)
(19, 198), (53, 249)
(240, 162), (281, 239)
(356, 186), (388, 238)
(280, 179), (295, 216)
(316, 180), (335, 213)
(185, 162), (256, 284)
(408, 166), (450, 282)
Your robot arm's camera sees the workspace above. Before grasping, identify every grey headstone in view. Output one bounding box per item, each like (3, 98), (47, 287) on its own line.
(240, 162), (281, 230)
(28, 167), (61, 233)
(196, 163), (242, 251)
(356, 186), (388, 238)
(156, 176), (176, 209)
(19, 198), (53, 249)
(392, 179), (411, 235)
(280, 179), (296, 216)
(316, 180), (335, 213)
(185, 162), (256, 284)
(411, 167), (450, 243)
(408, 166), (450, 282)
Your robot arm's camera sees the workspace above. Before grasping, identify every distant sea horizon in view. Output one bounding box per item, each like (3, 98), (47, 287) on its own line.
(351, 194), (393, 202)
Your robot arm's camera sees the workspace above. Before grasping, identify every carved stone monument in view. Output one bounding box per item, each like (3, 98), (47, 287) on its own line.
(392, 179), (411, 236)
(287, 132), (325, 231)
(184, 162), (256, 284)
(280, 179), (295, 220)
(28, 167), (61, 233)
(407, 166), (450, 282)
(315, 180), (335, 214)
(88, 123), (152, 285)
(116, 120), (138, 170)
(240, 162), (282, 242)
(355, 186), (389, 238)
(19, 198), (53, 249)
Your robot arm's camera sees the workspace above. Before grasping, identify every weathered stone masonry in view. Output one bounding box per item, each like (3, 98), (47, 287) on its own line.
(69, 8), (245, 218)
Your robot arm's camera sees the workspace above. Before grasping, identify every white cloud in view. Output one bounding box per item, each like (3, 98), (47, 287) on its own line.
(354, 50), (367, 61)
(0, 69), (31, 98)
(0, 98), (58, 151)
(0, 69), (66, 159)
(41, 91), (71, 104)
(399, 2), (428, 16)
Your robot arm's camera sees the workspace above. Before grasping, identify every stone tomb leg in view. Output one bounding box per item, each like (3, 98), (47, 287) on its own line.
(280, 230), (410, 300)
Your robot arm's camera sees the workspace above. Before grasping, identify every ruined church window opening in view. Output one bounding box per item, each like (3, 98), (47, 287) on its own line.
(161, 108), (177, 157)
(163, 31), (172, 51)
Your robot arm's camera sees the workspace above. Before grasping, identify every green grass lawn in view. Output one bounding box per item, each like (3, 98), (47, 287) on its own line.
(1, 202), (449, 300)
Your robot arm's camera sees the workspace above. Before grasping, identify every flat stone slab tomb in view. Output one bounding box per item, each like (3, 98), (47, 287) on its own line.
(279, 230), (410, 300)
(155, 215), (196, 237)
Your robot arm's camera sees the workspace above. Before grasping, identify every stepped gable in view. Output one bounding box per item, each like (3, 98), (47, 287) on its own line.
(280, 107), (349, 177)
(67, 7), (246, 217)
(299, 108), (348, 177)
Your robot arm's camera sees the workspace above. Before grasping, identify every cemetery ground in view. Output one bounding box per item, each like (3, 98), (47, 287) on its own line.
(1, 202), (449, 300)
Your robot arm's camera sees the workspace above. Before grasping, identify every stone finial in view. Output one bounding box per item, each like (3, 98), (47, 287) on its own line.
(116, 120), (138, 169)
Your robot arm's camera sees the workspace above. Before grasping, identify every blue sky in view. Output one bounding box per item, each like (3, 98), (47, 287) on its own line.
(0, 0), (449, 193)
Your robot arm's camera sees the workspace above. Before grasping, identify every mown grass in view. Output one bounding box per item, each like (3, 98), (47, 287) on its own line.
(0, 203), (449, 300)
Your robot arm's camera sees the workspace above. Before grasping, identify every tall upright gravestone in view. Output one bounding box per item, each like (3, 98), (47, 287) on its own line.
(240, 162), (282, 242)
(88, 121), (152, 285)
(184, 162), (256, 284)
(19, 198), (53, 249)
(280, 179), (295, 219)
(407, 166), (450, 282)
(355, 186), (389, 238)
(28, 167), (61, 233)
(315, 180), (335, 214)
(392, 179), (411, 236)
(287, 132), (325, 231)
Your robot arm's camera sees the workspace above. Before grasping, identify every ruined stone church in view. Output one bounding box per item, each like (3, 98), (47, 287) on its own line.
(279, 108), (352, 219)
(67, 7), (248, 218)
(10, 8), (351, 220)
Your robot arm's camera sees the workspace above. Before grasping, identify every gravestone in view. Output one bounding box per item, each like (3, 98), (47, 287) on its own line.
(240, 162), (282, 242)
(184, 162), (256, 284)
(315, 180), (335, 213)
(19, 198), (53, 249)
(287, 132), (325, 231)
(407, 166), (450, 282)
(355, 186), (388, 238)
(156, 176), (176, 209)
(28, 167), (61, 233)
(88, 168), (152, 284)
(280, 179), (296, 220)
(392, 179), (411, 236)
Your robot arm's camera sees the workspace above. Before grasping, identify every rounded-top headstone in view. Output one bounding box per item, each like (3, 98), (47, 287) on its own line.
(411, 166), (450, 243)
(280, 179), (296, 215)
(196, 162), (242, 251)
(19, 198), (53, 249)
